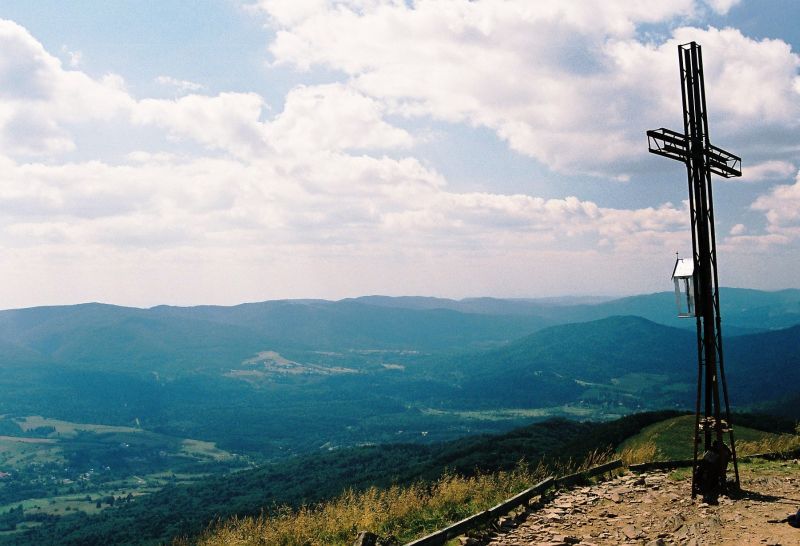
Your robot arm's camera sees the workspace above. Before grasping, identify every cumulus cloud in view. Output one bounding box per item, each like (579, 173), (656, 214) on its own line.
(0, 20), (132, 147)
(1, 7), (798, 305)
(750, 170), (800, 241)
(0, 147), (689, 258)
(255, 1), (799, 178)
(133, 93), (270, 158)
(267, 83), (413, 154)
(729, 223), (746, 235)
(741, 160), (797, 182)
(0, 19), (132, 156)
(703, 0), (741, 15)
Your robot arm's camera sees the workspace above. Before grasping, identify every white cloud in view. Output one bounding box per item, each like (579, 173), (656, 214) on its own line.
(133, 93), (270, 158)
(60, 45), (82, 67)
(0, 19), (131, 155)
(0, 147), (688, 259)
(750, 170), (800, 242)
(669, 27), (800, 127)
(255, 2), (799, 178)
(741, 160), (796, 182)
(0, 20), (420, 161)
(155, 75), (207, 93)
(251, 0), (328, 26)
(266, 83), (414, 154)
(1, 9), (798, 306)
(0, 143), (692, 306)
(703, 0), (741, 15)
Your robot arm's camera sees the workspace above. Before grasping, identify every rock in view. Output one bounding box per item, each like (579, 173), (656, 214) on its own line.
(621, 524), (641, 540)
(353, 531), (378, 546)
(645, 539), (666, 546)
(633, 476), (647, 486)
(458, 538), (481, 546)
(497, 516), (515, 529)
(665, 513), (685, 532)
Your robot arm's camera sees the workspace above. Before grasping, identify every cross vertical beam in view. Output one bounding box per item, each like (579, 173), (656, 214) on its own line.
(646, 42), (741, 500)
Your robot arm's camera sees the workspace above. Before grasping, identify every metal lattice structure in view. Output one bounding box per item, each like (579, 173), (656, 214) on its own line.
(646, 42), (741, 499)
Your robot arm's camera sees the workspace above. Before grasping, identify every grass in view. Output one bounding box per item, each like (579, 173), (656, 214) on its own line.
(0, 416), (241, 536)
(617, 415), (798, 461)
(619, 440), (659, 466)
(420, 404), (625, 422)
(185, 466), (544, 546)
(736, 433), (800, 456)
(16, 416), (140, 437)
(189, 418), (795, 545)
(181, 439), (234, 461)
(182, 449), (617, 546)
(0, 415), (236, 470)
(0, 484), (138, 517)
(0, 436), (62, 467)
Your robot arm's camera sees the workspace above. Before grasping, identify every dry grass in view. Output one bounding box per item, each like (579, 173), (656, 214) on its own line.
(185, 466), (541, 546)
(174, 428), (800, 546)
(619, 441), (660, 466)
(736, 432), (800, 456)
(181, 451), (619, 546)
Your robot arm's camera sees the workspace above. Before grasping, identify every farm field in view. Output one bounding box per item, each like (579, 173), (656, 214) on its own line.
(0, 415), (246, 535)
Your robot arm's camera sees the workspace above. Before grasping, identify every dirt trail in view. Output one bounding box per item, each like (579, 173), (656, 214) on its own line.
(486, 461), (800, 546)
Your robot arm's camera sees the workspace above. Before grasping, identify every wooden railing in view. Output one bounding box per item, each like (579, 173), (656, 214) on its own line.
(405, 459), (622, 546)
(403, 447), (800, 546)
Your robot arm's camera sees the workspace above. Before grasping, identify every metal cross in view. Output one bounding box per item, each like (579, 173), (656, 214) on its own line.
(646, 42), (742, 499)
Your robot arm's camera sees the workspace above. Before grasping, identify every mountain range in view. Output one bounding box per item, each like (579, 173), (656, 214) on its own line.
(0, 288), (798, 456)
(1, 288), (799, 544)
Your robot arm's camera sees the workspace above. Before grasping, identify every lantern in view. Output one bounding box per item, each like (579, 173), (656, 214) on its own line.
(672, 256), (696, 318)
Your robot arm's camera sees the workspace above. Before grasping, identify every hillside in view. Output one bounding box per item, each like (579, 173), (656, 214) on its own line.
(0, 306), (798, 459)
(618, 414), (800, 460)
(5, 411), (684, 545)
(0, 293), (799, 544)
(11, 411), (793, 546)
(436, 316), (800, 410)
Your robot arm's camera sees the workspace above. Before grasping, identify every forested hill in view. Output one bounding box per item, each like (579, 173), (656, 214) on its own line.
(431, 316), (800, 410)
(1, 291), (799, 544)
(13, 409), (797, 546)
(1, 304), (799, 458)
(10, 411), (690, 546)
(2, 288), (799, 362)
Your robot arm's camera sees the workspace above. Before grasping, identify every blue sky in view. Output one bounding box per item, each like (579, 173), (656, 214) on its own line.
(0, 0), (798, 308)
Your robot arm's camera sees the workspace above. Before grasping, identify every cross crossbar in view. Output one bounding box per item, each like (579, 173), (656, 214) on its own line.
(647, 128), (741, 178)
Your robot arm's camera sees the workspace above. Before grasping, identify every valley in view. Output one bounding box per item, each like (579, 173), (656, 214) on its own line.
(0, 289), (798, 543)
(0, 415), (245, 536)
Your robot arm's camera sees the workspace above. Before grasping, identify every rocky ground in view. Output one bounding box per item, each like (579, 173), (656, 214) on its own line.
(480, 460), (800, 546)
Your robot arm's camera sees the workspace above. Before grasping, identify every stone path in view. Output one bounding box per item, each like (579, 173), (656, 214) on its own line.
(483, 462), (800, 546)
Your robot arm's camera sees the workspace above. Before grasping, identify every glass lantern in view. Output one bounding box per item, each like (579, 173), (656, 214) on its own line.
(671, 256), (696, 318)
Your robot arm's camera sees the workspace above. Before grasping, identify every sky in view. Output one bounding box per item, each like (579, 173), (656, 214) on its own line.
(0, 0), (798, 308)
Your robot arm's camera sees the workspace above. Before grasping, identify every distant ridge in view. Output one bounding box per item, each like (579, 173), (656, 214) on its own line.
(346, 287), (800, 332)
